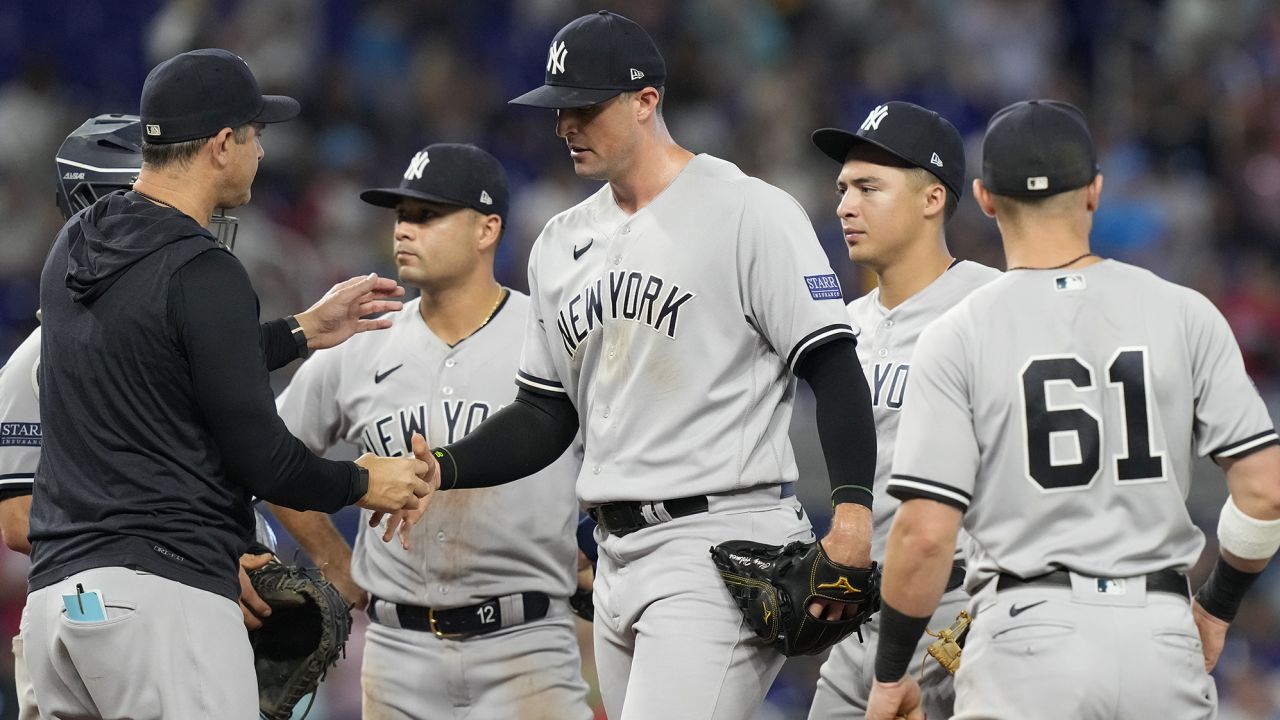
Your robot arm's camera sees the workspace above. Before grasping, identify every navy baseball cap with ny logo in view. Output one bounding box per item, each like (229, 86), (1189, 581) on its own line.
(811, 101), (966, 201)
(509, 10), (666, 109)
(360, 143), (510, 221)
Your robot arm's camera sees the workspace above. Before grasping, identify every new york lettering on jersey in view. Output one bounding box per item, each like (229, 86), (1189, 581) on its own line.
(277, 294), (579, 611)
(518, 154), (855, 504)
(360, 400), (499, 455)
(556, 270), (695, 355)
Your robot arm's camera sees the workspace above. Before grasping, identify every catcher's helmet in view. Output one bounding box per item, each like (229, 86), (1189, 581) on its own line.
(54, 114), (143, 221)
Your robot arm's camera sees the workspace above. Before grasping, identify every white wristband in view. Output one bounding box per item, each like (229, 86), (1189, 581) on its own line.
(1218, 496), (1280, 561)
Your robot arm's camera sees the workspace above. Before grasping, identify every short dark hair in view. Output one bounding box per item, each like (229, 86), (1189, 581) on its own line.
(990, 185), (1083, 220)
(142, 124), (251, 169)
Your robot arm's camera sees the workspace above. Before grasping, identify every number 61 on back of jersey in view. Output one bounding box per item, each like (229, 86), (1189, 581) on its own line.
(1019, 347), (1166, 491)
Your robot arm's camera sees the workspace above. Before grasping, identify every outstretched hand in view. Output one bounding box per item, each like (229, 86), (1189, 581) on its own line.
(371, 433), (440, 550)
(295, 273), (405, 351)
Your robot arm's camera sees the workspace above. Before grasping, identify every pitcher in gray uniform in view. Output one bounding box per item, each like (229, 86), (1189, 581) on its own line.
(806, 102), (999, 720)
(382, 11), (880, 720)
(274, 143), (591, 720)
(867, 100), (1280, 720)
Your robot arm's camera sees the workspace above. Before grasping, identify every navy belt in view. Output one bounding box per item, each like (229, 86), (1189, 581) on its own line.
(589, 483), (796, 538)
(945, 561), (966, 592)
(996, 568), (1188, 601)
(368, 592), (550, 638)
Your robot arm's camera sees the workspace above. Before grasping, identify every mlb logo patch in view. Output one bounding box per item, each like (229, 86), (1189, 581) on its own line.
(145, 124), (161, 136)
(805, 274), (842, 300)
(1055, 274), (1086, 292)
(0, 422), (41, 447)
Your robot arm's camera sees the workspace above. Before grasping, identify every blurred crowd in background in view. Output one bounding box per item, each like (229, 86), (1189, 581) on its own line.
(1, 0), (1279, 717)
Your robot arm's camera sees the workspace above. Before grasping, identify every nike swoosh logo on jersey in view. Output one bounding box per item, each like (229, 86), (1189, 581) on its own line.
(374, 364), (404, 384)
(573, 238), (594, 260)
(1009, 600), (1046, 617)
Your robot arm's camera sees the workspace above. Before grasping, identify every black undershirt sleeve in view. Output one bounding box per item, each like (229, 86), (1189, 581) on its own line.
(171, 250), (363, 511)
(259, 318), (301, 371)
(795, 337), (876, 508)
(437, 388), (579, 490)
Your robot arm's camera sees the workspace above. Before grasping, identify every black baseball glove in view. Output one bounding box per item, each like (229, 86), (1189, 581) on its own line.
(247, 560), (353, 720)
(710, 539), (880, 656)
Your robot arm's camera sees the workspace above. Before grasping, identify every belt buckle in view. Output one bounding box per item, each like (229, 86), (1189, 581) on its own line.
(427, 608), (465, 639)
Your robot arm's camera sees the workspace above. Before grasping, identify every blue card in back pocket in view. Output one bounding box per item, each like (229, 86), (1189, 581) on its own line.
(62, 586), (107, 622)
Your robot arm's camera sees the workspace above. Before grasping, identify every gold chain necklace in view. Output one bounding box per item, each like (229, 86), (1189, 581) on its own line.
(480, 285), (506, 327)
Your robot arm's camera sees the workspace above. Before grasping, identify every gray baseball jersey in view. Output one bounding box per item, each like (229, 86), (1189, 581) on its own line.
(515, 153), (856, 504)
(276, 292), (580, 607)
(0, 328), (41, 497)
(2, 327), (40, 720)
(846, 260), (1000, 563)
(889, 260), (1278, 581)
(808, 260), (999, 720)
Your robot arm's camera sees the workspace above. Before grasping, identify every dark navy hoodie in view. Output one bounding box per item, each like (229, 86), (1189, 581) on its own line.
(29, 191), (362, 600)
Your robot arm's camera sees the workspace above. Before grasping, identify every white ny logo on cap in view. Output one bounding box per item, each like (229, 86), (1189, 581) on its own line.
(404, 151), (430, 181)
(547, 41), (568, 75)
(861, 104), (889, 132)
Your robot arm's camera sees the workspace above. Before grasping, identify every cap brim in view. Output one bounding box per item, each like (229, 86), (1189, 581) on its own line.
(359, 187), (469, 210)
(811, 128), (913, 168)
(509, 84), (622, 109)
(254, 95), (301, 124)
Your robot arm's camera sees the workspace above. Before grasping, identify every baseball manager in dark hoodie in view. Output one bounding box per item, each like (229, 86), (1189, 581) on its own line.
(23, 49), (436, 719)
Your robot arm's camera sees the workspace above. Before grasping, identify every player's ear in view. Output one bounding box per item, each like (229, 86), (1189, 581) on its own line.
(475, 213), (502, 253)
(634, 87), (661, 123)
(922, 182), (947, 221)
(972, 179), (997, 218)
(209, 127), (235, 170)
(1084, 173), (1104, 212)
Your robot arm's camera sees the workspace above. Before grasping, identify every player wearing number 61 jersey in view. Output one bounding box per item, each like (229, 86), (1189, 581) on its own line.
(867, 100), (1280, 720)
